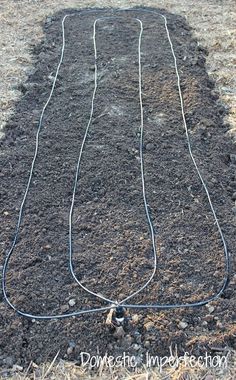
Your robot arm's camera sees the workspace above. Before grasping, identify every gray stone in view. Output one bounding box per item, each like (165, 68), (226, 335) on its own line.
(206, 304), (215, 314)
(232, 192), (236, 200)
(144, 340), (150, 348)
(12, 364), (23, 372)
(68, 299), (76, 307)
(3, 356), (14, 368)
(178, 321), (188, 329)
(230, 154), (236, 164)
(124, 335), (134, 345)
(132, 343), (140, 351)
(204, 375), (214, 380)
(114, 326), (125, 339)
(67, 346), (74, 355)
(232, 207), (236, 215)
(145, 143), (155, 151)
(69, 340), (76, 348)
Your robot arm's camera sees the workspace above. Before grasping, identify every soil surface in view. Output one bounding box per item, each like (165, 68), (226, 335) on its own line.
(0, 7), (235, 369)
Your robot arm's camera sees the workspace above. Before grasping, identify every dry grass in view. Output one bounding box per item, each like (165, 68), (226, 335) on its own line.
(0, 0), (235, 138)
(0, 0), (235, 379)
(0, 352), (236, 380)
(1, 349), (235, 380)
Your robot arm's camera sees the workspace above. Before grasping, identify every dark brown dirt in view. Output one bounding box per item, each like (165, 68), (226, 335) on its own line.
(0, 7), (235, 369)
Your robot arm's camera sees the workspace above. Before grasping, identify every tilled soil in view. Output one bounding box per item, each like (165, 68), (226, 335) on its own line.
(0, 7), (235, 369)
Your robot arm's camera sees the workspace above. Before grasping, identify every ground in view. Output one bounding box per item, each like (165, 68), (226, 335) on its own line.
(0, 1), (235, 380)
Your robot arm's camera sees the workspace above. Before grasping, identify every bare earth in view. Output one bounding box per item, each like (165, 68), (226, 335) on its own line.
(0, 1), (235, 380)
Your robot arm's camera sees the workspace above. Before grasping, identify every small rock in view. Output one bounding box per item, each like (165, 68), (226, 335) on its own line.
(145, 143), (155, 151)
(127, 147), (137, 156)
(232, 206), (236, 215)
(201, 117), (215, 128)
(216, 321), (224, 329)
(124, 335), (134, 345)
(12, 364), (23, 372)
(203, 314), (214, 322)
(132, 343), (140, 351)
(48, 73), (55, 82)
(178, 321), (188, 329)
(135, 334), (142, 344)
(230, 181), (236, 189)
(132, 314), (139, 323)
(230, 154), (236, 164)
(232, 192), (236, 200)
(61, 304), (69, 313)
(68, 299), (76, 307)
(204, 375), (214, 380)
(202, 321), (208, 327)
(3, 356), (14, 368)
(68, 340), (76, 348)
(44, 244), (51, 250)
(67, 346), (74, 355)
(206, 305), (215, 313)
(114, 326), (125, 339)
(3, 211), (9, 216)
(144, 340), (150, 348)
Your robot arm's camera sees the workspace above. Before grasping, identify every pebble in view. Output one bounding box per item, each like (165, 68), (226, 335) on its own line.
(216, 321), (224, 329)
(46, 16), (52, 24)
(232, 192), (236, 200)
(61, 305), (69, 313)
(204, 375), (214, 380)
(44, 244), (51, 250)
(132, 343), (140, 351)
(230, 154), (236, 164)
(145, 143), (155, 151)
(114, 326), (125, 339)
(203, 314), (214, 322)
(232, 206), (236, 215)
(3, 356), (14, 368)
(135, 334), (142, 344)
(12, 364), (23, 372)
(201, 117), (215, 128)
(3, 211), (9, 216)
(178, 321), (188, 329)
(68, 299), (76, 307)
(67, 346), (74, 355)
(48, 74), (55, 82)
(206, 305), (215, 314)
(124, 335), (134, 345)
(144, 340), (150, 348)
(132, 314), (139, 323)
(230, 181), (236, 188)
(68, 340), (76, 348)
